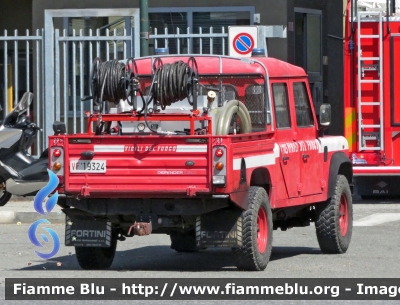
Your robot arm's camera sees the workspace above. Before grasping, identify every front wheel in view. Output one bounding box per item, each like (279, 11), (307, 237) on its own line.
(75, 234), (117, 270)
(233, 186), (273, 271)
(315, 175), (353, 254)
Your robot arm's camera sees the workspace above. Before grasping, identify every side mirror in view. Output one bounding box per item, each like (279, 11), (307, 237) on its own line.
(319, 103), (331, 127)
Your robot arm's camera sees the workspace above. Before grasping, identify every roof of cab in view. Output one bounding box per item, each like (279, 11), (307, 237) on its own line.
(134, 55), (307, 78)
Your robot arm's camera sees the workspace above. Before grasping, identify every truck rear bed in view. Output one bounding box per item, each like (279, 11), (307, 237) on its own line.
(61, 135), (211, 196)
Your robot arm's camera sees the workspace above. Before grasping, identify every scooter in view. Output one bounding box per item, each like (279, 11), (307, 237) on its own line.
(0, 92), (49, 206)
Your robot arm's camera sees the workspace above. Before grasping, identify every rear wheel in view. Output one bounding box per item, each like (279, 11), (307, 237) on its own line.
(234, 186), (272, 271)
(315, 175), (353, 254)
(75, 234), (117, 270)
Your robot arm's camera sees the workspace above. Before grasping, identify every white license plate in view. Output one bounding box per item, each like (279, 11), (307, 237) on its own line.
(70, 160), (106, 173)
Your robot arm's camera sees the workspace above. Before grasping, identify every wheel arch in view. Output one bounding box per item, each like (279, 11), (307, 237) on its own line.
(328, 152), (353, 198)
(250, 167), (272, 198)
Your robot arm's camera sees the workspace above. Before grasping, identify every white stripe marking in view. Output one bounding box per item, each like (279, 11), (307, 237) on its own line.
(233, 154), (276, 170)
(318, 136), (348, 153)
(273, 143), (280, 157)
(176, 145), (207, 153)
(354, 213), (400, 226)
(233, 144), (279, 170)
(94, 145), (207, 153)
(94, 145), (124, 152)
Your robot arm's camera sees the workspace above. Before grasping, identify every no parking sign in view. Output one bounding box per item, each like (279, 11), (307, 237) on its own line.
(228, 26), (258, 57)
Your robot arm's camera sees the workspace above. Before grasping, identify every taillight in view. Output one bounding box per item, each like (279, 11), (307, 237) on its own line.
(215, 149), (224, 157)
(51, 146), (64, 183)
(53, 162), (62, 171)
(53, 149), (61, 157)
(215, 162), (224, 170)
(213, 146), (226, 187)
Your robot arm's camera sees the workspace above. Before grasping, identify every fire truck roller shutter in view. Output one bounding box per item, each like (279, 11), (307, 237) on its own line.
(215, 100), (252, 135)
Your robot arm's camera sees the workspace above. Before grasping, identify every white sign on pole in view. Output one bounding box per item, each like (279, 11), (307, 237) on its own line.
(228, 26), (258, 57)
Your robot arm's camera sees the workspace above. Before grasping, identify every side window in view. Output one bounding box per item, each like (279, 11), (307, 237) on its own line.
(272, 83), (291, 129)
(293, 82), (314, 127)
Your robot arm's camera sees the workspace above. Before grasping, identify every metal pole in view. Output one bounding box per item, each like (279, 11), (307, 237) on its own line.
(140, 0), (149, 56)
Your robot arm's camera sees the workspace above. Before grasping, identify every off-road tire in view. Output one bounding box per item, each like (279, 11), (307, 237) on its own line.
(233, 186), (273, 271)
(75, 235), (117, 270)
(170, 230), (201, 252)
(315, 174), (353, 254)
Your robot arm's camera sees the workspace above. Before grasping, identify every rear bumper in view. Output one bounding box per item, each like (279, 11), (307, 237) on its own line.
(62, 197), (230, 216)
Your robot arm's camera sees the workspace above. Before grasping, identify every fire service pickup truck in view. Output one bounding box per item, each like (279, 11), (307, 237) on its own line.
(49, 53), (353, 271)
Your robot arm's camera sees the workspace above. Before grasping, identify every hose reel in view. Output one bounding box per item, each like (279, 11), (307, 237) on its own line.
(90, 57), (139, 109)
(150, 57), (198, 110)
(216, 100), (252, 135)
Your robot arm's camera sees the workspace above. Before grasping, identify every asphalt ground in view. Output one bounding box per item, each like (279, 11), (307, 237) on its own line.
(1, 198), (399, 304)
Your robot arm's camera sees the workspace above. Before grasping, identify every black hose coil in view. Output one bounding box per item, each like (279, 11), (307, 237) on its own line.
(92, 59), (129, 105)
(152, 60), (192, 110)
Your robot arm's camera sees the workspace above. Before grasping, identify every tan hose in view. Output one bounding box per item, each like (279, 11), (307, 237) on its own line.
(216, 100), (252, 135)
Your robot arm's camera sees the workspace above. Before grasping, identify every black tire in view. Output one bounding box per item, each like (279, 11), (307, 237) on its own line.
(0, 180), (12, 207)
(315, 174), (353, 254)
(234, 186), (273, 271)
(170, 230), (201, 252)
(75, 235), (117, 270)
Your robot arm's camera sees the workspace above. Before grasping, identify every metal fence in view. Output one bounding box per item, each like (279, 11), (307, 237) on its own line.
(0, 25), (230, 155)
(0, 29), (44, 152)
(54, 28), (134, 135)
(151, 27), (228, 55)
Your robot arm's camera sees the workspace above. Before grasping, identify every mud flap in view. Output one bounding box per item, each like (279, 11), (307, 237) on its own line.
(196, 208), (242, 248)
(65, 216), (112, 247)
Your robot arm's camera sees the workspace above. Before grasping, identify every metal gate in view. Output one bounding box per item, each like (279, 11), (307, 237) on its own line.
(54, 28), (135, 135)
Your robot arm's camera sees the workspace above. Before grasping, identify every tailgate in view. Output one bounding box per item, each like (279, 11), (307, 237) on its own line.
(64, 136), (210, 196)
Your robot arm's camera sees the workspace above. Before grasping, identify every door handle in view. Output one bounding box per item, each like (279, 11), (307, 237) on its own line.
(282, 156), (290, 161)
(302, 154), (310, 159)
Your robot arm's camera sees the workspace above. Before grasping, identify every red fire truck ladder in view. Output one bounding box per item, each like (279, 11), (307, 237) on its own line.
(357, 10), (384, 151)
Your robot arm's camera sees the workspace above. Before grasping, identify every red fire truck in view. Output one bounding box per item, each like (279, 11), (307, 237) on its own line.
(344, 0), (400, 197)
(49, 53), (353, 271)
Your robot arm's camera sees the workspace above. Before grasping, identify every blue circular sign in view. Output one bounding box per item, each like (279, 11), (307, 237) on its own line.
(233, 33), (255, 55)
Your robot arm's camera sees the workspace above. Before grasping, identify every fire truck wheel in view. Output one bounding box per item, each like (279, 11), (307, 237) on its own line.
(233, 186), (273, 271)
(75, 235), (117, 270)
(170, 230), (202, 252)
(315, 174), (353, 254)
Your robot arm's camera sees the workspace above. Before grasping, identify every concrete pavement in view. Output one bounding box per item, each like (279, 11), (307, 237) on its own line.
(0, 197), (64, 224)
